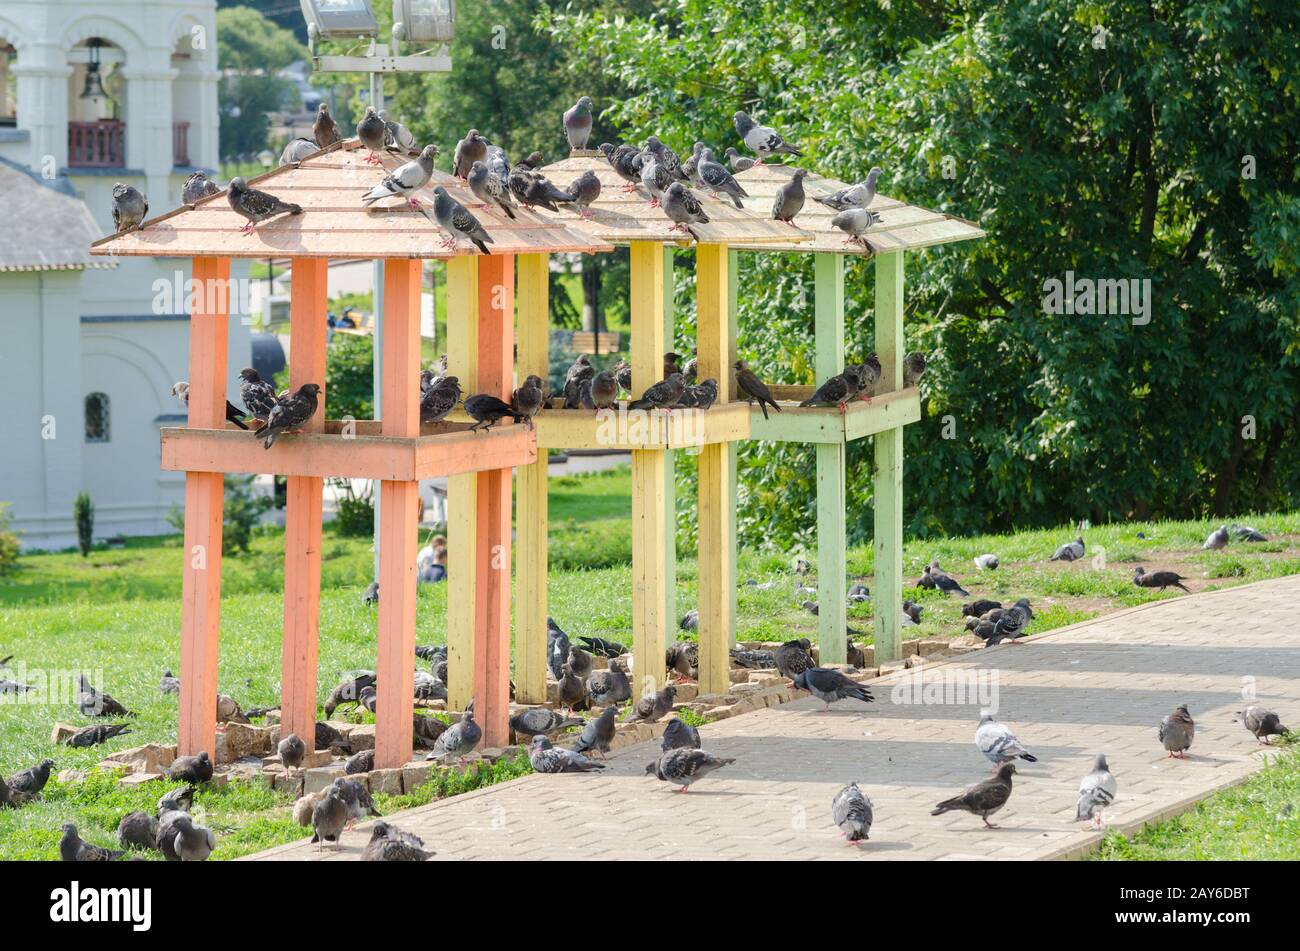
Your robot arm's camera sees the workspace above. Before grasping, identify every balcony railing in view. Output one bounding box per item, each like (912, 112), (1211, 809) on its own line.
(172, 120), (190, 167)
(68, 120), (125, 168)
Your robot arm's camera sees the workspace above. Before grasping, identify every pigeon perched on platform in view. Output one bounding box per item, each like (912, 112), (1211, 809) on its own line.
(1050, 536), (1085, 562)
(1133, 566), (1189, 592)
(362, 144), (438, 211)
(645, 748), (735, 792)
(976, 714), (1038, 768)
(629, 373), (686, 411)
(645, 136), (687, 180)
(432, 702), (482, 763)
(771, 169), (807, 225)
(453, 129), (488, 179)
(362, 821), (434, 861)
(612, 359), (633, 393)
(923, 562), (970, 597)
(1240, 705), (1288, 744)
(111, 182), (148, 233)
(512, 154), (577, 211)
(237, 368), (278, 422)
(166, 750), (213, 785)
(639, 156), (674, 208)
(60, 823), (123, 862)
(931, 763), (1015, 828)
(1159, 704), (1195, 757)
(697, 148), (748, 208)
(849, 354), (882, 400)
(227, 177), (302, 235)
(171, 381), (250, 430)
(8, 758), (54, 796)
(733, 111), (802, 162)
(529, 735), (606, 773)
(792, 668), (874, 712)
(467, 160), (517, 219)
(585, 660), (632, 707)
(734, 360), (781, 419)
(433, 186), (493, 255)
(562, 354), (594, 408)
(579, 635), (628, 658)
(562, 169), (600, 219)
(903, 351), (927, 387)
(310, 788), (348, 850)
(830, 207), (882, 247)
(261, 383), (320, 449)
(313, 102), (341, 150)
(380, 110), (420, 156)
(681, 142), (706, 187)
(1231, 524), (1268, 542)
(511, 375), (545, 429)
(586, 370), (619, 410)
(464, 393), (526, 432)
(356, 106), (388, 164)
(625, 684), (677, 723)
(280, 137), (319, 166)
(773, 638), (815, 679)
(661, 717), (702, 752)
(117, 810), (158, 851)
(683, 378), (718, 410)
(833, 782), (874, 843)
(573, 704), (618, 759)
(420, 375), (462, 424)
(799, 370), (856, 410)
(1075, 753), (1117, 828)
(723, 147), (756, 172)
(564, 96), (594, 151)
(77, 673), (134, 718)
(278, 733), (306, 770)
(600, 142), (643, 190)
(815, 168), (884, 213)
(510, 708), (584, 739)
(65, 722), (133, 748)
(181, 171), (220, 208)
(1202, 525), (1229, 550)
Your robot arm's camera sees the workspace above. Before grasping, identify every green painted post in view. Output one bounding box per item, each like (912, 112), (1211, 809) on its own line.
(814, 252), (847, 664)
(873, 251), (905, 663)
(663, 245), (678, 643)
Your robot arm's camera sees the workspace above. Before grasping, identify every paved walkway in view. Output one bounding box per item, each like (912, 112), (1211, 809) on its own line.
(247, 575), (1300, 861)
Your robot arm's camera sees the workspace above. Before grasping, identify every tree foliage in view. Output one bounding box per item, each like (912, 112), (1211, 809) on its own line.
(217, 6), (308, 158)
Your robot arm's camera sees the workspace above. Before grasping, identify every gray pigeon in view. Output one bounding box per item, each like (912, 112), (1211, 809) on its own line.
(280, 137), (319, 166)
(345, 749), (375, 774)
(697, 148), (748, 208)
(585, 371), (619, 410)
(1159, 704), (1195, 757)
(973, 553), (999, 571)
(1050, 536), (1085, 562)
(0, 775), (35, 809)
(830, 207), (882, 247)
(645, 748), (735, 792)
(8, 758), (55, 795)
(547, 617), (572, 680)
(324, 672), (377, 718)
(467, 159), (517, 219)
(681, 142), (706, 186)
(78, 673), (133, 718)
(832, 782), (874, 843)
(771, 169), (807, 225)
(362, 581), (379, 605)
(528, 735), (606, 773)
(433, 186), (493, 255)
(278, 733), (306, 770)
(237, 367), (278, 422)
(412, 712), (448, 749)
(111, 182), (148, 233)
(60, 823), (123, 862)
(665, 641), (698, 681)
(569, 169), (602, 218)
(1202, 525), (1229, 550)
(1231, 523), (1268, 542)
(923, 562), (969, 597)
(573, 704), (618, 760)
(331, 777), (380, 828)
(313, 102), (341, 149)
(227, 177), (302, 235)
(639, 155), (673, 207)
(723, 147), (756, 172)
(585, 660), (632, 707)
(511, 375), (546, 429)
(557, 663), (587, 712)
(1133, 566), (1189, 592)
(792, 668), (874, 712)
(975, 713), (1038, 768)
(565, 645), (593, 680)
(661, 717), (701, 752)
(733, 111), (802, 162)
(1240, 705), (1288, 744)
(431, 702), (482, 763)
(903, 351), (927, 387)
(453, 129), (488, 179)
(65, 722), (132, 748)
(117, 810), (159, 851)
(629, 373), (686, 411)
(356, 106), (388, 163)
(645, 136), (686, 180)
(799, 369), (856, 409)
(310, 789), (348, 850)
(1075, 753), (1117, 828)
(600, 142), (643, 189)
(773, 638), (815, 679)
(420, 375), (462, 424)
(181, 171), (220, 208)
(380, 110), (420, 155)
(931, 763), (1015, 828)
(160, 811), (216, 861)
(814, 167), (884, 212)
(260, 383), (320, 449)
(157, 786), (193, 814)
(564, 96), (594, 150)
(166, 750), (213, 785)
(361, 820), (434, 861)
(624, 684), (677, 723)
(510, 707), (584, 739)
(361, 144), (438, 211)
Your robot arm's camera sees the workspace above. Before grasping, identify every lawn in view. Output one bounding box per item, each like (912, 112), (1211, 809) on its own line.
(3, 466), (1299, 859)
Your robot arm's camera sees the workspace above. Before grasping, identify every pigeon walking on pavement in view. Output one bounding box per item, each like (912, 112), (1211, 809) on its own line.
(792, 668), (875, 712)
(1239, 705), (1289, 744)
(832, 782), (874, 843)
(361, 821), (434, 861)
(1159, 704), (1195, 758)
(931, 764), (1016, 828)
(528, 735), (606, 773)
(645, 748), (735, 792)
(573, 704), (618, 760)
(227, 177), (302, 235)
(661, 717), (701, 752)
(310, 788), (348, 850)
(1075, 753), (1118, 828)
(975, 713), (1038, 769)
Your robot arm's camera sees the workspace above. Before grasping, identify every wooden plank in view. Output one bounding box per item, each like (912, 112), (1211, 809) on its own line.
(445, 255), (478, 715)
(726, 249), (739, 646)
(814, 252), (847, 665)
(375, 258), (422, 770)
(745, 387), (920, 443)
(515, 253), (549, 704)
(177, 256), (229, 757)
(873, 251), (905, 663)
(662, 245), (677, 647)
(280, 257), (328, 745)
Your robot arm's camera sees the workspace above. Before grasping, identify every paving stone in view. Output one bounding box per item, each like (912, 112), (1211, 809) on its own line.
(304, 764), (345, 794)
(369, 768), (403, 796)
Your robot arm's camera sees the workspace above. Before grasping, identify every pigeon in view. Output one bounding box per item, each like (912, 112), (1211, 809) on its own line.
(696, 148), (748, 209)
(664, 352), (685, 378)
(362, 581), (379, 605)
(278, 733), (306, 770)
(566, 645), (594, 680)
(511, 154), (576, 211)
(1075, 754), (1118, 828)
(639, 155), (674, 207)
(1240, 705), (1288, 744)
(292, 790), (326, 827)
(773, 638), (815, 679)
(226, 177), (302, 235)
(158, 786), (193, 815)
(117, 810), (159, 851)
(1050, 537), (1085, 562)
(413, 713), (449, 749)
(237, 368), (278, 421)
(510, 375), (545, 429)
(529, 735), (606, 773)
(629, 373), (686, 411)
(420, 376), (462, 424)
(573, 704), (619, 760)
(356, 106), (388, 164)
(845, 640), (868, 668)
(613, 360), (633, 392)
(65, 723), (133, 747)
(181, 171), (220, 207)
(903, 351), (927, 387)
(310, 789), (349, 850)
(324, 673), (376, 718)
(361, 821), (434, 861)
(625, 684), (677, 723)
(280, 137), (319, 166)
(1231, 523), (1268, 542)
(361, 144), (438, 211)
(332, 777), (381, 828)
(973, 553), (999, 571)
(111, 182), (148, 233)
(510, 707), (584, 739)
(260, 383), (320, 448)
(733, 111), (802, 162)
(345, 749), (375, 774)
(159, 811), (216, 861)
(792, 668), (874, 712)
(166, 750), (213, 785)
(645, 748), (735, 792)
(557, 663), (587, 712)
(77, 673), (134, 718)
(680, 142), (707, 186)
(931, 763), (1015, 828)
(848, 354), (882, 400)
(586, 370), (619, 411)
(832, 782), (874, 843)
(924, 562), (970, 597)
(585, 659), (632, 707)
(467, 160), (518, 219)
(684, 378), (718, 410)
(464, 393), (526, 432)
(830, 207), (882, 247)
(564, 96), (594, 150)
(665, 641), (699, 681)
(1202, 525), (1229, 550)
(432, 186), (493, 255)
(568, 169), (602, 218)
(170, 381), (251, 430)
(547, 617), (572, 680)
(661, 717), (701, 752)
(0, 677), (34, 694)
(453, 129), (488, 179)
(729, 648), (776, 669)
(988, 601), (1032, 644)
(379, 110), (420, 156)
(8, 759), (55, 796)
(723, 147), (756, 172)
(1158, 704), (1195, 758)
(431, 702), (482, 763)
(801, 599), (820, 616)
(815, 167), (884, 212)
(902, 600), (923, 624)
(579, 635), (628, 658)
(1133, 566), (1189, 592)
(771, 169), (808, 225)
(313, 102), (341, 149)
(60, 823), (123, 862)
(413, 670), (447, 701)
(799, 370), (857, 411)
(975, 714), (1038, 768)
(600, 142), (643, 190)
(734, 360), (782, 419)
(562, 354), (595, 408)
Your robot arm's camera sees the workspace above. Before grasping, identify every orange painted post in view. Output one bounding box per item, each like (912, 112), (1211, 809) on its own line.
(474, 254), (515, 749)
(374, 258), (422, 769)
(178, 256), (230, 757)
(280, 257), (328, 746)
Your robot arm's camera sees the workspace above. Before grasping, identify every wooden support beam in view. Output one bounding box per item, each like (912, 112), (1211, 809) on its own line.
(629, 241), (666, 696)
(814, 252), (847, 665)
(873, 251), (905, 663)
(178, 256), (229, 757)
(661, 245), (677, 644)
(375, 258), (422, 769)
(514, 253), (549, 705)
(446, 256), (478, 715)
(695, 244), (733, 694)
(473, 254), (515, 749)
(726, 250), (739, 645)
(280, 257), (328, 746)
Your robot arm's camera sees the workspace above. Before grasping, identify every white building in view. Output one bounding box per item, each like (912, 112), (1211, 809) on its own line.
(0, 0), (250, 550)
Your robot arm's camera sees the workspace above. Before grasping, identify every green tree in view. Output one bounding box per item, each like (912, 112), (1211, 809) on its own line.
(73, 492), (94, 557)
(325, 333), (376, 420)
(217, 6), (308, 159)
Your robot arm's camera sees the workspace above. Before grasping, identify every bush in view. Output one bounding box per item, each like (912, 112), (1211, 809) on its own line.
(325, 333), (375, 420)
(331, 480), (375, 538)
(0, 503), (19, 575)
(73, 492), (94, 557)
(223, 475), (272, 555)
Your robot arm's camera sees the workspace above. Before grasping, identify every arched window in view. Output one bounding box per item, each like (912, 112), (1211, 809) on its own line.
(84, 392), (110, 442)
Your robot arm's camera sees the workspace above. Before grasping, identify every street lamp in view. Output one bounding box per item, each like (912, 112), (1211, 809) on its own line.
(392, 0), (455, 46)
(299, 0), (379, 56)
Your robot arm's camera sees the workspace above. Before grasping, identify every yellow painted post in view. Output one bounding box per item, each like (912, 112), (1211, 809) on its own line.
(630, 241), (667, 697)
(446, 255), (479, 712)
(726, 249), (739, 645)
(515, 253), (549, 704)
(873, 251), (905, 663)
(662, 245), (677, 643)
(815, 252), (847, 665)
(695, 243), (733, 695)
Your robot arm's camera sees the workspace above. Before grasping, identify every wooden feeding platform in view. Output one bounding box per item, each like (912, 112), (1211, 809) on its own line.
(90, 139), (608, 769)
(748, 386), (922, 444)
(532, 401), (751, 451)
